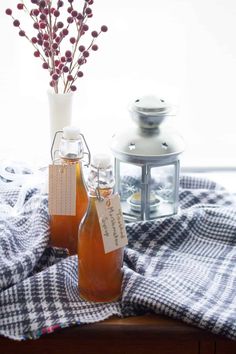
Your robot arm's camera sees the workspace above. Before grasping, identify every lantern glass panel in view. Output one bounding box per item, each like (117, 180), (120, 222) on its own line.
(149, 164), (176, 218)
(118, 161), (143, 221)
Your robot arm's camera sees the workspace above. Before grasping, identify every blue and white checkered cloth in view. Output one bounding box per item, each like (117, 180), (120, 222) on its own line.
(1, 164), (236, 340)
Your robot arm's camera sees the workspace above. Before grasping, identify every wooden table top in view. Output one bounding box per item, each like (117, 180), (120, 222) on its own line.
(1, 313), (236, 354)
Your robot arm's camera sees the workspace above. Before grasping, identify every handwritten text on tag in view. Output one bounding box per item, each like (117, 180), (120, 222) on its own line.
(96, 194), (128, 254)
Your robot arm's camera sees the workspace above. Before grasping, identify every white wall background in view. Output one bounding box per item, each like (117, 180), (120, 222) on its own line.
(0, 0), (236, 169)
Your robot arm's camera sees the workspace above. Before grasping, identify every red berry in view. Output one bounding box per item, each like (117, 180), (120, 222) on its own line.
(17, 4), (24, 10)
(43, 33), (49, 40)
(61, 56), (66, 62)
(58, 1), (64, 7)
(32, 9), (39, 16)
(67, 74), (73, 81)
(33, 22), (39, 29)
(79, 45), (85, 52)
(34, 51), (40, 57)
(39, 1), (46, 8)
(43, 41), (49, 48)
(67, 7), (72, 13)
(52, 73), (59, 81)
(77, 13), (83, 20)
(5, 9), (12, 16)
(78, 58), (84, 65)
(54, 10), (60, 17)
(71, 10), (78, 17)
(52, 43), (58, 50)
(82, 24), (89, 31)
(42, 62), (49, 69)
(39, 22), (46, 29)
(40, 13), (46, 20)
(32, 37), (38, 44)
(101, 25), (108, 32)
(67, 16), (73, 24)
(70, 37), (76, 44)
(13, 19), (20, 27)
(91, 31), (98, 38)
(62, 28), (68, 35)
(57, 21), (64, 28)
(65, 50), (72, 58)
(19, 30), (25, 37)
(77, 71), (83, 77)
(83, 50), (89, 58)
(85, 7), (92, 15)
(70, 85), (77, 92)
(63, 66), (69, 73)
(92, 44), (98, 51)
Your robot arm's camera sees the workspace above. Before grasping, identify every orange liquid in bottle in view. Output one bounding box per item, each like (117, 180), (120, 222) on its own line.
(78, 189), (123, 302)
(50, 159), (88, 255)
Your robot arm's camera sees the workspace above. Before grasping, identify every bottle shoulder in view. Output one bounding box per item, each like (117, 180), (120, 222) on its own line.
(79, 198), (99, 231)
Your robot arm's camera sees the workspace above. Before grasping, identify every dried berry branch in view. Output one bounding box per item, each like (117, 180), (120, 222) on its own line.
(5, 0), (108, 93)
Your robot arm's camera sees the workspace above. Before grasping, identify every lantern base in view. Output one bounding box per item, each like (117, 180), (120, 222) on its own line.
(127, 191), (162, 213)
(121, 201), (179, 222)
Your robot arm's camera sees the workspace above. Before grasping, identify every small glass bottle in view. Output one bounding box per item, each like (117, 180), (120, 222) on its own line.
(50, 126), (89, 255)
(78, 154), (123, 302)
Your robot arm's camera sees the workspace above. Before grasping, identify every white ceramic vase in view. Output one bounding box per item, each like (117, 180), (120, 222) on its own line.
(48, 90), (74, 143)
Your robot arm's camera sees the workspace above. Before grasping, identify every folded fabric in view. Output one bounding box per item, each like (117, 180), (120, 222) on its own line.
(1, 163), (236, 340)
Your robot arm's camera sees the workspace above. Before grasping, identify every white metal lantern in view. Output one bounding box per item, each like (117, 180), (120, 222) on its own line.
(110, 95), (184, 222)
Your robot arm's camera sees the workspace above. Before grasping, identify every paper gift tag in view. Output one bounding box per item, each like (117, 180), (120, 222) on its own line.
(48, 164), (76, 216)
(95, 194), (128, 254)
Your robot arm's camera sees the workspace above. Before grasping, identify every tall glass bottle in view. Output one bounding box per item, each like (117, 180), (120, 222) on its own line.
(50, 126), (89, 255)
(78, 154), (123, 302)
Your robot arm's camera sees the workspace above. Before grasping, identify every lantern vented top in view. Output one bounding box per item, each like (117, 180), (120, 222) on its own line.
(110, 95), (184, 164)
(130, 95), (172, 130)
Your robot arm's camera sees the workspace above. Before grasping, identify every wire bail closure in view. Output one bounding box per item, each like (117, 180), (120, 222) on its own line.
(95, 168), (104, 201)
(50, 130), (91, 167)
(50, 131), (63, 162)
(80, 133), (91, 167)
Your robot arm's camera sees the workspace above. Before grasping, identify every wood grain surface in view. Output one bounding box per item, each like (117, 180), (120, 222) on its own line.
(1, 314), (236, 354)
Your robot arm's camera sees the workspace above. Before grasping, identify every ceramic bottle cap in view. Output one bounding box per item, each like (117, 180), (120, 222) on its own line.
(92, 154), (112, 169)
(63, 126), (81, 140)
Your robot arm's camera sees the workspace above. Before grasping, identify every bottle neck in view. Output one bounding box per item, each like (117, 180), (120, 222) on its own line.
(59, 137), (84, 160)
(61, 156), (82, 163)
(88, 188), (113, 200)
(87, 165), (114, 192)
